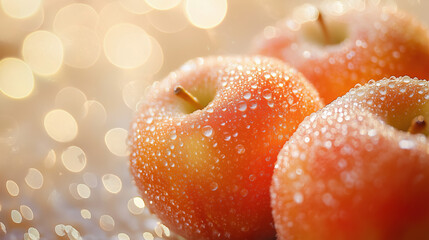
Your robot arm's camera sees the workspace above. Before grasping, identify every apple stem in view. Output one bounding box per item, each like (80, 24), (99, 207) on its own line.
(317, 11), (331, 45)
(174, 85), (203, 110)
(408, 115), (426, 134)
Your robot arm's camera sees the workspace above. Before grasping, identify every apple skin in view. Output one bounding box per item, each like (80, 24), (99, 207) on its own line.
(128, 56), (323, 240)
(254, 7), (429, 103)
(272, 76), (429, 240)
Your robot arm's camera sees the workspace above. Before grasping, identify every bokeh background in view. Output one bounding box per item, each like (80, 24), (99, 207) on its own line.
(0, 0), (427, 239)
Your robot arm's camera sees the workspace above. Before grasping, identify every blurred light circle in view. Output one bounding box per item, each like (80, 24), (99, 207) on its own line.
(185, 0), (227, 29)
(140, 36), (164, 76)
(103, 23), (152, 69)
(105, 128), (129, 157)
(44, 109), (78, 142)
(53, 3), (99, 32)
(57, 26), (101, 69)
(55, 87), (87, 118)
(99, 214), (115, 231)
(102, 174), (122, 194)
(82, 100), (107, 125)
(0, 58), (34, 99)
(145, 0), (181, 10)
(22, 31), (64, 76)
(147, 6), (188, 33)
(61, 146), (87, 173)
(120, 0), (152, 14)
(6, 180), (19, 196)
(25, 168), (44, 189)
(1, 0), (41, 19)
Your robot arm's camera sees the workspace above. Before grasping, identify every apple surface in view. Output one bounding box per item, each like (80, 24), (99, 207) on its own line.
(272, 76), (429, 240)
(254, 7), (429, 103)
(129, 56), (323, 239)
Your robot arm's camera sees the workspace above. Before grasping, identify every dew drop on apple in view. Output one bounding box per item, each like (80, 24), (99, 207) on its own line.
(398, 139), (415, 149)
(145, 117), (153, 124)
(236, 144), (245, 154)
(262, 89), (272, 100)
(210, 182), (218, 191)
(293, 192), (303, 204)
(202, 125), (213, 137)
(238, 102), (247, 112)
(243, 92), (251, 100)
(249, 100), (257, 110)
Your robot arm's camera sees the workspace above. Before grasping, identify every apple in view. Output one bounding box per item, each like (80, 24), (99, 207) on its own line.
(253, 6), (429, 103)
(271, 76), (429, 240)
(129, 56), (323, 239)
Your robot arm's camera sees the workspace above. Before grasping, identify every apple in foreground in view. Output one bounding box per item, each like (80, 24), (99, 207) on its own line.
(272, 76), (429, 240)
(129, 56), (323, 239)
(254, 6), (429, 103)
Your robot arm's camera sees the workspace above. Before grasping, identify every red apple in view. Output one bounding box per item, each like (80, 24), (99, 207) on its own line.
(129, 56), (323, 239)
(254, 6), (429, 103)
(272, 76), (429, 240)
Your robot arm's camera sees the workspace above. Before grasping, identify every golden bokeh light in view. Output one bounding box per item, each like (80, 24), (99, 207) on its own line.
(185, 0), (227, 29)
(127, 197), (145, 215)
(11, 210), (22, 224)
(147, 5), (188, 33)
(61, 146), (87, 173)
(53, 3), (99, 32)
(44, 109), (78, 142)
(77, 184), (91, 198)
(1, 0), (41, 19)
(57, 26), (101, 69)
(105, 128), (129, 157)
(55, 87), (87, 119)
(103, 23), (152, 69)
(145, 0), (181, 10)
(22, 31), (64, 76)
(24, 168), (44, 189)
(81, 209), (91, 219)
(0, 58), (34, 99)
(99, 215), (115, 231)
(19, 205), (34, 221)
(118, 233), (131, 240)
(82, 100), (107, 125)
(102, 174), (122, 194)
(6, 180), (19, 196)
(143, 232), (154, 240)
(120, 0), (152, 14)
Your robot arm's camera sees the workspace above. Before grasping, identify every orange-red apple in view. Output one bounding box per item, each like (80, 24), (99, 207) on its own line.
(254, 7), (429, 103)
(129, 56), (323, 239)
(272, 76), (429, 240)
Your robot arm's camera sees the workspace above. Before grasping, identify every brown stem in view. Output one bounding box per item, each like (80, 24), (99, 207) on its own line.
(408, 115), (426, 134)
(317, 11), (331, 45)
(174, 85), (203, 110)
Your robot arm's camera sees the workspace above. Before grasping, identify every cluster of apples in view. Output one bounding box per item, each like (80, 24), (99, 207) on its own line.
(128, 6), (429, 240)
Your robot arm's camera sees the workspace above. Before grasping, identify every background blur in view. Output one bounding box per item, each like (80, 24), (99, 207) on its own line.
(0, 0), (427, 239)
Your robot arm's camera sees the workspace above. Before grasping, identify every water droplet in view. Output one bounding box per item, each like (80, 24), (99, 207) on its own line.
(202, 125), (213, 137)
(238, 102), (247, 112)
(243, 92), (251, 100)
(293, 192), (303, 204)
(210, 182), (218, 191)
(262, 89), (272, 100)
(236, 144), (245, 154)
(399, 139), (415, 149)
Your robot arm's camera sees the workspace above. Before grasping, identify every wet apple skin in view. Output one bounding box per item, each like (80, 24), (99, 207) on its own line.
(129, 56), (323, 240)
(272, 77), (429, 240)
(255, 8), (429, 103)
